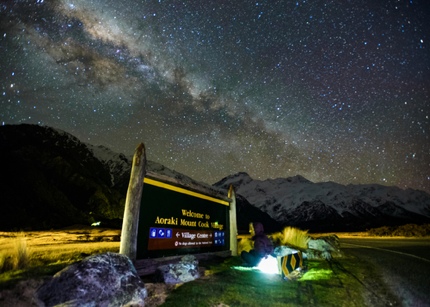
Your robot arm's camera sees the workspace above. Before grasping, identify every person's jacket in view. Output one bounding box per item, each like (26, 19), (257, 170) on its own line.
(252, 222), (273, 258)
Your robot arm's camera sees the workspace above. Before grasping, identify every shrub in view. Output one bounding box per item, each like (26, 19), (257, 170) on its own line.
(392, 224), (430, 237)
(368, 226), (393, 236)
(368, 224), (430, 237)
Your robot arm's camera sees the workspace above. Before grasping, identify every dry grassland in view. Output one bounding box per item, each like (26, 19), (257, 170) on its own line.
(0, 226), (120, 270)
(0, 227), (175, 307)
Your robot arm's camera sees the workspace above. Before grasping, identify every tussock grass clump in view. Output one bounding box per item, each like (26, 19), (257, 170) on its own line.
(238, 237), (254, 254)
(0, 233), (30, 273)
(270, 226), (310, 250)
(15, 234), (29, 269)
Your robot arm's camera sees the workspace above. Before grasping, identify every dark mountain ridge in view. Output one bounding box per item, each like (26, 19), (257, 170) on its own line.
(0, 124), (125, 230)
(0, 124), (277, 232)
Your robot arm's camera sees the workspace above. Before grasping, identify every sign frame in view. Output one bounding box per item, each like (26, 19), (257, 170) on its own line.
(136, 175), (234, 259)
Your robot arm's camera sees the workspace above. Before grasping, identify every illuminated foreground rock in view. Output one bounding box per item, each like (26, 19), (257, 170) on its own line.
(36, 252), (147, 306)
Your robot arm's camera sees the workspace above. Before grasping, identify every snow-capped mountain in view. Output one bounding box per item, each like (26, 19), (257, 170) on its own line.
(214, 172), (430, 232)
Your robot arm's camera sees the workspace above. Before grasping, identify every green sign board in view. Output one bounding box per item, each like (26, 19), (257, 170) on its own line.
(136, 177), (230, 258)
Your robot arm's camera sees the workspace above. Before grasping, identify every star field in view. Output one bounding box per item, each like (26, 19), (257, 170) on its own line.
(1, 0), (429, 192)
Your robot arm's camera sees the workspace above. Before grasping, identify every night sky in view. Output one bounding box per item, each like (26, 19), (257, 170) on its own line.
(1, 0), (429, 193)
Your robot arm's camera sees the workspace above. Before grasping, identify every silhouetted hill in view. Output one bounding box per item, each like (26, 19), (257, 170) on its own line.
(0, 124), (278, 233)
(0, 124), (126, 230)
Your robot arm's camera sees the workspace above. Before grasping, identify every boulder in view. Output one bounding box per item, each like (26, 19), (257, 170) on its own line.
(305, 235), (342, 260)
(37, 252), (147, 306)
(155, 255), (199, 285)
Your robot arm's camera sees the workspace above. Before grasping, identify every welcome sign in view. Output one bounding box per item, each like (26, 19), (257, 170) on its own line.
(136, 176), (231, 258)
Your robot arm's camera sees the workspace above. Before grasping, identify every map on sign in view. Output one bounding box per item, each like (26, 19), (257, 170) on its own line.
(148, 228), (225, 250)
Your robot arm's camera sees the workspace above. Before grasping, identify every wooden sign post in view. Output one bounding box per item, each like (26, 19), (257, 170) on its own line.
(119, 143), (146, 261)
(120, 142), (237, 272)
(228, 185), (238, 256)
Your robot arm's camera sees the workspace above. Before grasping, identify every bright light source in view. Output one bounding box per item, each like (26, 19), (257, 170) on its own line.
(256, 255), (279, 274)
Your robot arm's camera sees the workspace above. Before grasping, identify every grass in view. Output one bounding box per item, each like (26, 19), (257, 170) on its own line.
(162, 256), (399, 307)
(1, 242), (120, 283)
(0, 226), (404, 306)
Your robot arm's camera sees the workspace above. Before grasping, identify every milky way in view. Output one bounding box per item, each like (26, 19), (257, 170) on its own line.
(1, 0), (429, 192)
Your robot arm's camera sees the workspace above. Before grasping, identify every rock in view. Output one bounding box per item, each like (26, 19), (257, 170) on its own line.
(155, 255), (200, 285)
(303, 248), (323, 260)
(273, 245), (300, 257)
(305, 235), (342, 260)
(36, 252), (147, 306)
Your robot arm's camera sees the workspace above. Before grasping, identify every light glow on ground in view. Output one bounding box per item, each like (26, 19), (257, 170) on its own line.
(300, 269), (333, 281)
(256, 255), (279, 274)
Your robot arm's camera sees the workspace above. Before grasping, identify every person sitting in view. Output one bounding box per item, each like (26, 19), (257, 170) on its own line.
(241, 222), (274, 267)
